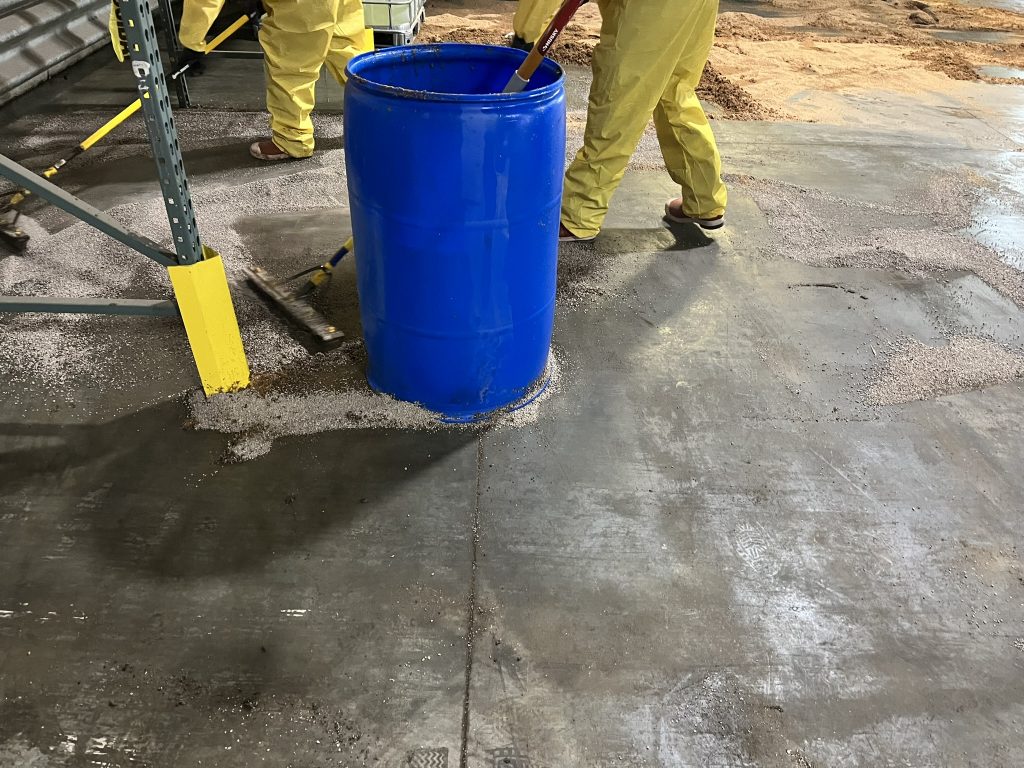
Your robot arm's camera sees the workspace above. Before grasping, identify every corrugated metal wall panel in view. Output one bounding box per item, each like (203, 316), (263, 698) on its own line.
(0, 0), (109, 107)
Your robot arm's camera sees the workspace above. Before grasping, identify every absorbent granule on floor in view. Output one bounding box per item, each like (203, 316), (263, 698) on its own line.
(734, 172), (1024, 309)
(0, 119), (347, 394)
(489, 349), (563, 431)
(192, 387), (444, 462)
(868, 335), (1024, 405)
(188, 349), (564, 461)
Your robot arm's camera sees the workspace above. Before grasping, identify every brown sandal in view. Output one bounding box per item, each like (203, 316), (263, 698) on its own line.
(664, 199), (725, 230)
(249, 140), (294, 161)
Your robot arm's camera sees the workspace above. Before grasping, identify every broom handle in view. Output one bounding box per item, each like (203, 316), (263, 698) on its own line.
(503, 0), (588, 93)
(2, 12), (257, 210)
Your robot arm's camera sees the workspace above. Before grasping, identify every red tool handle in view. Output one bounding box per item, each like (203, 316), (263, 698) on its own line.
(503, 0), (588, 93)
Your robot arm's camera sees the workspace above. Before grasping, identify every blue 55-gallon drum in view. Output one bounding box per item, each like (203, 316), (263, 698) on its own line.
(344, 44), (565, 421)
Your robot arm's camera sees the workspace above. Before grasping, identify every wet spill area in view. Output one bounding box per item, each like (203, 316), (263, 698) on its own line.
(930, 28), (1024, 43)
(1, 37), (1024, 768)
(718, 0), (799, 17)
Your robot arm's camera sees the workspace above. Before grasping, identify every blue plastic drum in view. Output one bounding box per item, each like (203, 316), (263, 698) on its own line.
(344, 44), (565, 421)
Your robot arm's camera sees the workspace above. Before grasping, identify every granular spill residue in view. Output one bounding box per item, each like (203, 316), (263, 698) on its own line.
(488, 350), (562, 431)
(651, 671), (813, 766)
(734, 172), (1024, 308)
(191, 387), (443, 462)
(0, 111), (343, 395)
(557, 239), (661, 311)
(188, 350), (563, 461)
(1, 109), (570, 436)
(868, 335), (1024, 405)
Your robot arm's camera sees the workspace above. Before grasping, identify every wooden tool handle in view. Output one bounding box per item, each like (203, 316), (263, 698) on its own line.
(504, 0), (587, 93)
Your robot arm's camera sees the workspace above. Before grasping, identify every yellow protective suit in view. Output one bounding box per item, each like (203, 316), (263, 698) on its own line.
(561, 0), (727, 239)
(179, 0), (224, 52)
(179, 0), (371, 158)
(512, 0), (561, 45)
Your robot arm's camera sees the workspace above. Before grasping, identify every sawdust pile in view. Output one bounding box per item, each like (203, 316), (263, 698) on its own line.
(715, 12), (778, 42)
(869, 335), (1024, 405)
(928, 0), (1024, 32)
(418, 13), (601, 67)
(713, 1), (1024, 120)
(698, 63), (784, 121)
(906, 45), (983, 80)
(734, 172), (1024, 309)
(419, 12), (780, 120)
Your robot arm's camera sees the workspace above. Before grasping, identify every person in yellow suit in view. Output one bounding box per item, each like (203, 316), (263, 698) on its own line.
(509, 0), (561, 50)
(560, 0), (727, 241)
(179, 0), (371, 161)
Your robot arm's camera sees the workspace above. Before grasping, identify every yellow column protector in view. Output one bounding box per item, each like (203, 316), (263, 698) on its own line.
(167, 248), (250, 395)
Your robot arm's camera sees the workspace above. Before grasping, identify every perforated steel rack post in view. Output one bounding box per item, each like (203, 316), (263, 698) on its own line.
(156, 0), (192, 107)
(118, 0), (203, 264)
(0, 0), (200, 315)
(0, 1), (250, 392)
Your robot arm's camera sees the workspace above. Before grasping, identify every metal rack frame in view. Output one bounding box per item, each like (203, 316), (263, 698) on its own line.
(156, 0), (263, 108)
(0, 0), (203, 317)
(155, 0), (431, 107)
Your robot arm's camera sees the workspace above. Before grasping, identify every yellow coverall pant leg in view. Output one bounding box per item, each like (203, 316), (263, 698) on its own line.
(260, 0), (370, 158)
(179, 0), (226, 52)
(512, 0), (561, 45)
(324, 0), (373, 85)
(561, 0), (726, 239)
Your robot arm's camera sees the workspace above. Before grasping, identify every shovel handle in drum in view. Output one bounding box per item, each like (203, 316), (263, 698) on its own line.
(503, 0), (588, 93)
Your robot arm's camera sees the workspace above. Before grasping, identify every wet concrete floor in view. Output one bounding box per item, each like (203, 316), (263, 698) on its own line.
(1, 46), (1023, 768)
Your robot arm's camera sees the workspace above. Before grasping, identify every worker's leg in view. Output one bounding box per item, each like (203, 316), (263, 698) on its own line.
(653, 1), (726, 219)
(512, 0), (562, 45)
(561, 0), (722, 238)
(179, 0), (227, 52)
(324, 0), (372, 86)
(259, 0), (341, 158)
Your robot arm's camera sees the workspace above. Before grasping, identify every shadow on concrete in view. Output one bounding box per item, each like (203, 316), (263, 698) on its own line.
(556, 222), (718, 305)
(0, 399), (476, 580)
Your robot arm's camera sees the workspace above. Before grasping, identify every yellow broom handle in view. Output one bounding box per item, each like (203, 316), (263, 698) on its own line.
(79, 13), (252, 153)
(204, 12), (251, 54)
(80, 99), (145, 151)
(2, 13), (255, 210)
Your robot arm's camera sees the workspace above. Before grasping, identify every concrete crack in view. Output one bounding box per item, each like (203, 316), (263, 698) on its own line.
(459, 435), (484, 768)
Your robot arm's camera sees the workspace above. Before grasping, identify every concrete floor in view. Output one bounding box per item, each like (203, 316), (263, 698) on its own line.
(1, 41), (1024, 768)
